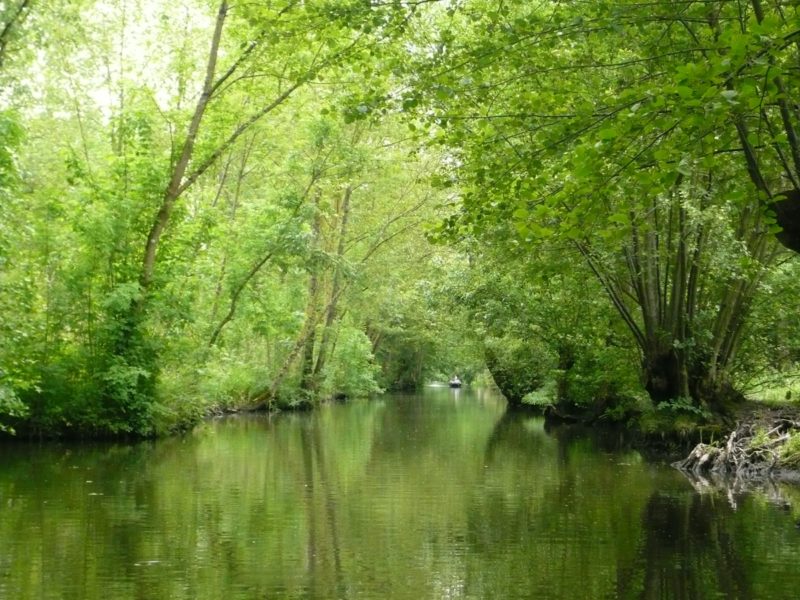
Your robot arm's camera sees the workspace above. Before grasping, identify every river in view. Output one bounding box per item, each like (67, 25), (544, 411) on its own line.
(2, 387), (800, 599)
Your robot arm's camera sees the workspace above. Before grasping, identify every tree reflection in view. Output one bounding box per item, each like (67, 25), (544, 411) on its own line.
(615, 491), (752, 599)
(299, 419), (348, 599)
(483, 409), (553, 464)
(2, 394), (800, 599)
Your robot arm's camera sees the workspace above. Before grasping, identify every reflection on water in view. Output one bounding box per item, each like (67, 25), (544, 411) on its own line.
(2, 388), (800, 599)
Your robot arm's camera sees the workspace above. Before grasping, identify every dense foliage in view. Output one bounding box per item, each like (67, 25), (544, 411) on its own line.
(1, 0), (799, 436)
(412, 0), (800, 418)
(0, 0), (479, 436)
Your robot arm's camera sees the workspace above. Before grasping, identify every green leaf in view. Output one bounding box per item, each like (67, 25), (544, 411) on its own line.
(598, 127), (618, 140)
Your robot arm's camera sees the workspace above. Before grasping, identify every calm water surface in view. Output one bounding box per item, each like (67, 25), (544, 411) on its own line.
(2, 388), (800, 599)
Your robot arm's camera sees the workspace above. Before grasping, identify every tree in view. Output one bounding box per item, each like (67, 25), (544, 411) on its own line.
(409, 0), (797, 412)
(450, 233), (642, 413)
(0, 0), (442, 435)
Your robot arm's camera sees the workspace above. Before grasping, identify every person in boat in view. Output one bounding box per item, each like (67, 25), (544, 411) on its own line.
(449, 375), (462, 387)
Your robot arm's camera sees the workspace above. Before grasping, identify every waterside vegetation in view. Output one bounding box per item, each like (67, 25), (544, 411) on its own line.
(1, 0), (799, 442)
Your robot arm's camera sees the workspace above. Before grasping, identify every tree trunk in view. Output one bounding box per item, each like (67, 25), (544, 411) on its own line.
(140, 1), (228, 292)
(554, 345), (575, 403)
(312, 186), (353, 384)
(642, 344), (743, 414)
(299, 197), (324, 393)
(641, 347), (684, 404)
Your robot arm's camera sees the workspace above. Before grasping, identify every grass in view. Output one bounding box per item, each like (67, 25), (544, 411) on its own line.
(780, 433), (800, 468)
(742, 371), (800, 404)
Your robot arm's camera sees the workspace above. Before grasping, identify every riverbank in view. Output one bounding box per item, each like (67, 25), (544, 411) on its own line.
(527, 396), (800, 478)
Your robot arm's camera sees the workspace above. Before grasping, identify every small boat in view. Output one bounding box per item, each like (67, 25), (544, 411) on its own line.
(449, 377), (462, 388)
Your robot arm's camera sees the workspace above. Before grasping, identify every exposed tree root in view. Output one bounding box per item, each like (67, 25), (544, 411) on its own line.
(674, 416), (800, 482)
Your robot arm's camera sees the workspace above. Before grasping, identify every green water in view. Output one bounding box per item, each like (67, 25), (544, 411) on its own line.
(2, 388), (800, 599)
